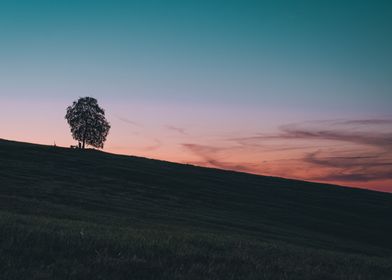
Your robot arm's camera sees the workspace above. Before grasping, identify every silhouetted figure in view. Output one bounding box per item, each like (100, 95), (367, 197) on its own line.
(65, 97), (111, 149)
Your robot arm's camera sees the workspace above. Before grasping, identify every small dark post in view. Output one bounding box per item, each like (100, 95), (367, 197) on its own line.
(78, 142), (82, 149)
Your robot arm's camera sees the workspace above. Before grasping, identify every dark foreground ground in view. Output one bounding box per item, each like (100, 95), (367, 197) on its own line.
(0, 139), (391, 279)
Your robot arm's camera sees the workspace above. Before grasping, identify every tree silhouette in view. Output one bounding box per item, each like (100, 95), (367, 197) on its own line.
(65, 97), (110, 149)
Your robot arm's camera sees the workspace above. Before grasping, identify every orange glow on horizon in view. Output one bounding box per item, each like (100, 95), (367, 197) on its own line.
(1, 100), (391, 193)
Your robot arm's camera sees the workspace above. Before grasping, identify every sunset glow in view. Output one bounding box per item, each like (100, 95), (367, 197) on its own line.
(1, 0), (391, 192)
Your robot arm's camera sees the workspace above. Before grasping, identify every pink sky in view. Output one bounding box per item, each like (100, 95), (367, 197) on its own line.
(2, 98), (391, 193)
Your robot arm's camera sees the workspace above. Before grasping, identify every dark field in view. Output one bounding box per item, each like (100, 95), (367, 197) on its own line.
(0, 139), (391, 279)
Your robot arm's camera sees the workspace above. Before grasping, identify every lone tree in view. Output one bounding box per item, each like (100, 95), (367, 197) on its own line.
(65, 97), (110, 149)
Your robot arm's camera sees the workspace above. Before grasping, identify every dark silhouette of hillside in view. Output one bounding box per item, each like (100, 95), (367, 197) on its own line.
(0, 139), (391, 279)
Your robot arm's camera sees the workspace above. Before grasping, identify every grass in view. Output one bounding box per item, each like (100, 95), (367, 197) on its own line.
(0, 139), (391, 279)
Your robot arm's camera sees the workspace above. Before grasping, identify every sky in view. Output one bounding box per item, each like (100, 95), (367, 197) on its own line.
(1, 0), (391, 192)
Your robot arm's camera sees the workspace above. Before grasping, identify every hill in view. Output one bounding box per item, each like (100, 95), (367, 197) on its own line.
(0, 139), (391, 279)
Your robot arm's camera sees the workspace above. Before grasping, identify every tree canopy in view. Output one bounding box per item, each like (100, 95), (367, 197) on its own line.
(65, 97), (110, 149)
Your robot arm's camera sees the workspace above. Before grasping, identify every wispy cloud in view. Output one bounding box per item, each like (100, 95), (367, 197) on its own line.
(165, 125), (188, 135)
(310, 171), (392, 183)
(232, 119), (392, 150)
(184, 119), (392, 189)
(302, 150), (392, 183)
(277, 123), (392, 149)
(331, 119), (392, 126)
(257, 119), (392, 186)
(304, 151), (392, 169)
(116, 116), (142, 127)
(182, 143), (257, 173)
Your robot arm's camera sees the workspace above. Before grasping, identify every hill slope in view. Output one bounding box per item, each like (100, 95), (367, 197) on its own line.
(0, 139), (391, 279)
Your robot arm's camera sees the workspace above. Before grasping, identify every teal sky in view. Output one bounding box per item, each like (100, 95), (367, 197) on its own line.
(1, 0), (391, 111)
(1, 0), (392, 191)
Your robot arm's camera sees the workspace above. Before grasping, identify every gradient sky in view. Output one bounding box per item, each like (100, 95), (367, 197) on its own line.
(1, 0), (391, 192)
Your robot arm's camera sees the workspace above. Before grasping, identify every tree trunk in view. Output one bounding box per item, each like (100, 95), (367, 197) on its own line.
(83, 120), (88, 149)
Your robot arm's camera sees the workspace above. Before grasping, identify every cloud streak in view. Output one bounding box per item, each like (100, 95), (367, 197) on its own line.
(231, 119), (392, 153)
(303, 151), (392, 182)
(116, 116), (142, 127)
(259, 119), (392, 187)
(233, 123), (392, 150)
(165, 125), (188, 135)
(184, 119), (392, 190)
(277, 125), (392, 149)
(182, 143), (258, 173)
(304, 152), (392, 169)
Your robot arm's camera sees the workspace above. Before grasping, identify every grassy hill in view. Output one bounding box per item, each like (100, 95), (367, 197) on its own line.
(0, 139), (391, 279)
